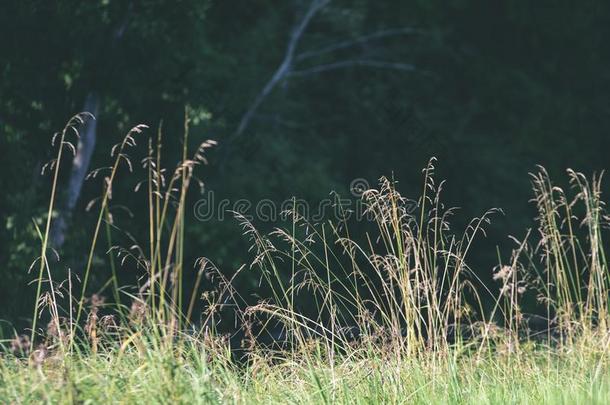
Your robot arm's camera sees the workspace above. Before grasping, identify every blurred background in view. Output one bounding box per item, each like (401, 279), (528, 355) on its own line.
(1, 0), (609, 331)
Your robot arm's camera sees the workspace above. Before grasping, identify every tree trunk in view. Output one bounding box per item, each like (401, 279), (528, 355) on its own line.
(51, 92), (100, 249)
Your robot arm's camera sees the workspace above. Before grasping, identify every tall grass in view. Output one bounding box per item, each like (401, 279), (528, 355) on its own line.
(2, 115), (610, 403)
(30, 113), (93, 352)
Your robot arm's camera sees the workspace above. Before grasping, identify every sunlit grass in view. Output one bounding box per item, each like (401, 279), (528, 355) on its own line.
(2, 338), (610, 404)
(2, 115), (610, 403)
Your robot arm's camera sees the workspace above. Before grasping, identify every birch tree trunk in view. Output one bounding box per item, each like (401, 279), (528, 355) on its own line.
(51, 92), (99, 248)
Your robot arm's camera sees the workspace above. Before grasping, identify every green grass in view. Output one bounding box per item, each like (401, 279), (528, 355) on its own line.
(2, 116), (610, 403)
(2, 339), (610, 404)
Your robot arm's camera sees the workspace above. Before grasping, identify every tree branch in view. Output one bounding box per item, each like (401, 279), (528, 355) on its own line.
(289, 59), (416, 76)
(295, 27), (420, 62)
(232, 0), (330, 139)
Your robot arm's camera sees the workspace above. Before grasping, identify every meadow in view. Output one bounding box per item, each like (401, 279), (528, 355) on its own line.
(2, 115), (610, 404)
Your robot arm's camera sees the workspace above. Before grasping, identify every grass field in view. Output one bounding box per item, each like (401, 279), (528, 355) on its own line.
(2, 116), (610, 403)
(2, 337), (610, 403)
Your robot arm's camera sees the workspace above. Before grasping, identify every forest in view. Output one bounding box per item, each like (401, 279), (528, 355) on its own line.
(1, 1), (610, 403)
